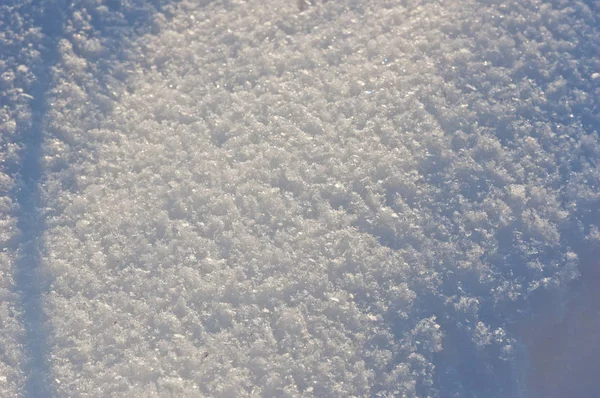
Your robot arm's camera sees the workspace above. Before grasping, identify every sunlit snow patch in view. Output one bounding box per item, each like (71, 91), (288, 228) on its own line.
(6, 0), (600, 396)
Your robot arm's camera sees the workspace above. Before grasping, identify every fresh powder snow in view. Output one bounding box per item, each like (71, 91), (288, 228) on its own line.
(1, 0), (599, 396)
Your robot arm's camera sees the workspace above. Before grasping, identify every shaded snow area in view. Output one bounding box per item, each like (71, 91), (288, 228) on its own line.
(2, 0), (600, 396)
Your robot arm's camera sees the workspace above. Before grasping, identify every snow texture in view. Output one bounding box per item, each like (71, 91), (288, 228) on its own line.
(2, 0), (600, 396)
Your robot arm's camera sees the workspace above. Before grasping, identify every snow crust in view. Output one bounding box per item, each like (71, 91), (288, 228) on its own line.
(2, 0), (600, 396)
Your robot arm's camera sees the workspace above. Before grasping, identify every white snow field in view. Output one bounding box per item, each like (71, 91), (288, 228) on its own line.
(2, 0), (600, 396)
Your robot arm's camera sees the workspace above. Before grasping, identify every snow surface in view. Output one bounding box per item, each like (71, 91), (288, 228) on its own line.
(2, 0), (600, 396)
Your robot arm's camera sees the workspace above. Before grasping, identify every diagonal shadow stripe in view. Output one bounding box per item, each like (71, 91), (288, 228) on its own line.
(12, 2), (67, 396)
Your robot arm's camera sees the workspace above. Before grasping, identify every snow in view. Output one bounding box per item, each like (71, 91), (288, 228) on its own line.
(1, 0), (600, 396)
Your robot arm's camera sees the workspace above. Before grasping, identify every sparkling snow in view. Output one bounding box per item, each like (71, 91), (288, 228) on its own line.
(1, 0), (600, 396)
